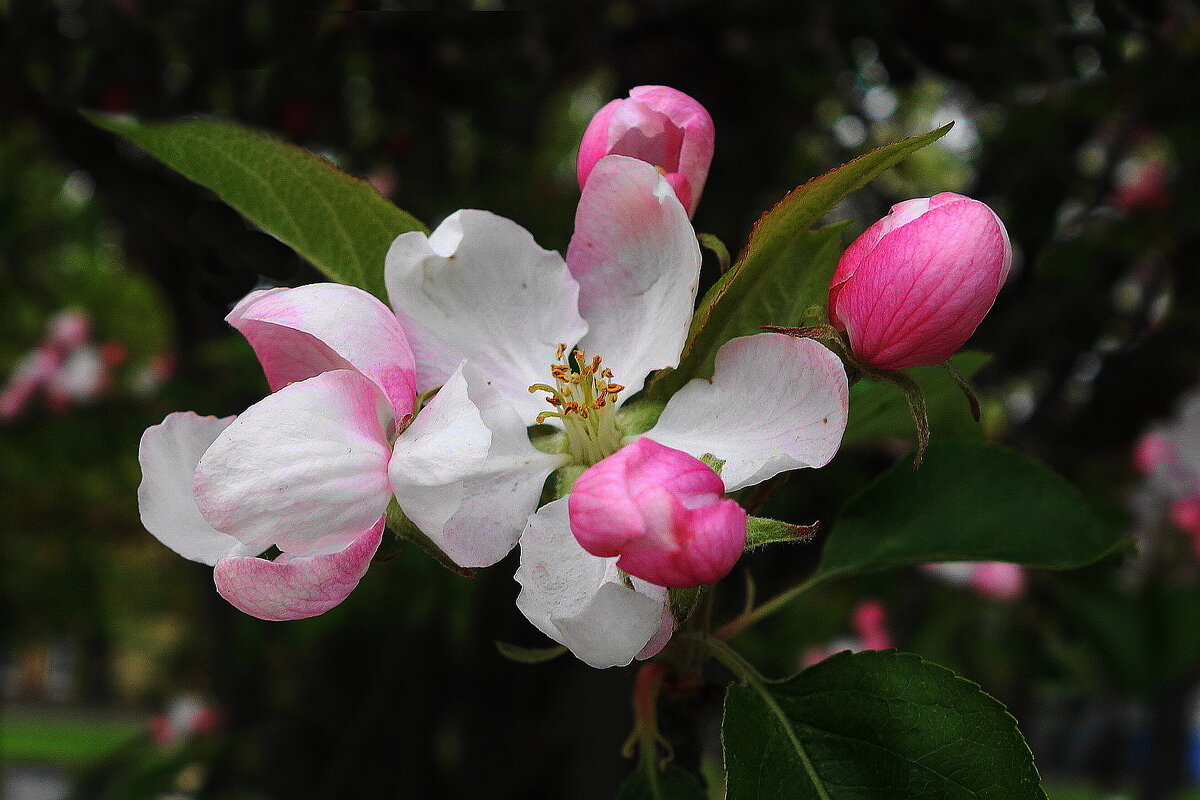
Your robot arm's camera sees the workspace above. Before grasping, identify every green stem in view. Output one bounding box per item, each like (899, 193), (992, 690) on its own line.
(682, 635), (831, 800)
(629, 662), (672, 797)
(715, 575), (818, 641)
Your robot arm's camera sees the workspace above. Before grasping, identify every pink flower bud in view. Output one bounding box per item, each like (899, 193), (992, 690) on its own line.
(828, 192), (1012, 370)
(568, 438), (747, 588)
(970, 562), (1026, 602)
(577, 86), (714, 218)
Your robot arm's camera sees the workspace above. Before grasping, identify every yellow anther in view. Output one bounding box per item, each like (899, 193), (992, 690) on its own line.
(555, 342), (567, 360)
(601, 368), (613, 379)
(606, 384), (624, 394)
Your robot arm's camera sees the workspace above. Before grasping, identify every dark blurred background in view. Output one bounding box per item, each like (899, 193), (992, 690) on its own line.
(2, 2), (1199, 798)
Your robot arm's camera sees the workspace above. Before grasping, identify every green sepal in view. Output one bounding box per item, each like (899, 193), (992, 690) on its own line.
(744, 516), (820, 549)
(555, 464), (587, 498)
(619, 400), (667, 438)
(668, 586), (704, 626)
(385, 501), (475, 578)
(698, 232), (732, 274)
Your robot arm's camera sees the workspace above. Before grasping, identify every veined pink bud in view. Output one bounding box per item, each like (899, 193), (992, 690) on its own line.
(577, 86), (714, 218)
(568, 438), (747, 588)
(829, 192), (1012, 370)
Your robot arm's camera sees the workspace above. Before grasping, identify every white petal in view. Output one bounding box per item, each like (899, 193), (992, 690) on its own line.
(385, 210), (588, 423)
(566, 155), (701, 398)
(390, 363), (564, 568)
(514, 498), (666, 669)
(138, 412), (241, 566)
(646, 333), (849, 491)
(194, 370), (393, 557)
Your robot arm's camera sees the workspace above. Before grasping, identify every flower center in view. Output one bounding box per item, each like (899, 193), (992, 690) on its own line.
(529, 343), (625, 466)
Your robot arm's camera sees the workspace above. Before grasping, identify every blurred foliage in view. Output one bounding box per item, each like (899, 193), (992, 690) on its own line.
(3, 1), (1200, 798)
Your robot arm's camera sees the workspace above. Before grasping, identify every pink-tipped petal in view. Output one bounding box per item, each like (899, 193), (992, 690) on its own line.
(831, 193), (1012, 369)
(228, 283), (417, 420)
(138, 412), (241, 565)
(515, 498), (666, 669)
(577, 86), (714, 217)
(385, 210), (588, 424)
(389, 363), (564, 568)
(647, 333), (849, 491)
(214, 518), (384, 621)
(194, 370), (392, 558)
(576, 99), (622, 189)
(566, 155), (701, 399)
(569, 438), (746, 588)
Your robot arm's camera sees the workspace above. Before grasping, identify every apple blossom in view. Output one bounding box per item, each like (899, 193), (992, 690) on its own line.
(802, 599), (893, 667)
(829, 192), (1012, 370)
(138, 283), (417, 620)
(577, 86), (714, 218)
(385, 154), (848, 666)
(970, 562), (1027, 601)
(922, 561), (1026, 601)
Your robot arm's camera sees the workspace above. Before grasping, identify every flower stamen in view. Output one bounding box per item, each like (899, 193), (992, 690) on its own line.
(528, 343), (625, 464)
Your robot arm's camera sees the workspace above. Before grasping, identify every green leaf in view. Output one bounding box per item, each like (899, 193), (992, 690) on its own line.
(745, 517), (819, 549)
(723, 650), (1048, 799)
(83, 113), (426, 300)
(649, 125), (951, 399)
(811, 444), (1126, 587)
(494, 641), (568, 664)
(843, 352), (991, 448)
(650, 223), (845, 398)
(615, 765), (708, 800)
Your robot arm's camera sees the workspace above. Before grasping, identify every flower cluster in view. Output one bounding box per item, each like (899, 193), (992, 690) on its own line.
(138, 84), (1013, 669)
(0, 310), (144, 420)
